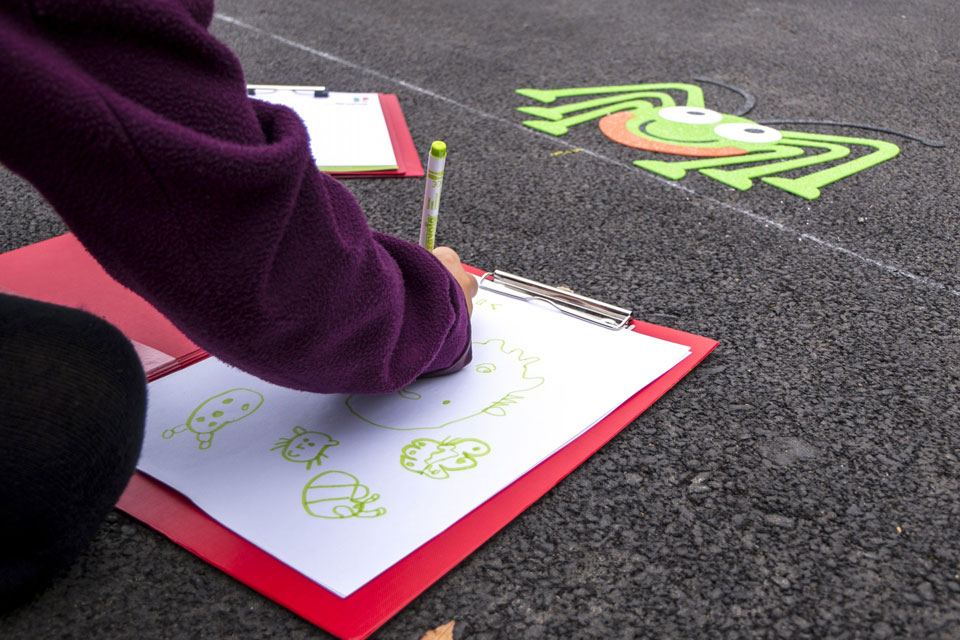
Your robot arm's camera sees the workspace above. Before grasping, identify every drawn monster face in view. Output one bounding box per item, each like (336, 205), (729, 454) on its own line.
(600, 105), (782, 157)
(272, 426), (339, 469)
(345, 339), (544, 431)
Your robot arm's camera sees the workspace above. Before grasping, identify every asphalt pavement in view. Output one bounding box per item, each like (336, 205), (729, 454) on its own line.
(2, 0), (959, 637)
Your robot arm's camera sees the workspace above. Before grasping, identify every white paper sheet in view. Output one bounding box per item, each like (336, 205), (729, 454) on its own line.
(251, 88), (397, 171)
(137, 288), (690, 596)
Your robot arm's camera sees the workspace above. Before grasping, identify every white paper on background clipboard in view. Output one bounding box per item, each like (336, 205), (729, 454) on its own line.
(249, 86), (398, 172)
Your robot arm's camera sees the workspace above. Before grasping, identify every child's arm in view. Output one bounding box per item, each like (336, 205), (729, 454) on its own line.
(0, 0), (471, 393)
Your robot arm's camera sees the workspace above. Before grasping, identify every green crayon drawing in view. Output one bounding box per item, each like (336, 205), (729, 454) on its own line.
(162, 388), (264, 449)
(400, 437), (491, 479)
(514, 81), (945, 200)
(301, 470), (386, 519)
(345, 339), (544, 431)
(271, 426), (339, 470)
(474, 298), (502, 311)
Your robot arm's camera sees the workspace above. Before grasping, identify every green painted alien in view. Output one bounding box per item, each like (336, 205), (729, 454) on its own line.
(517, 83), (904, 200)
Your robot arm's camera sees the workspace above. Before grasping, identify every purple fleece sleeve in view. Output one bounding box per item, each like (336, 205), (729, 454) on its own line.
(0, 0), (471, 393)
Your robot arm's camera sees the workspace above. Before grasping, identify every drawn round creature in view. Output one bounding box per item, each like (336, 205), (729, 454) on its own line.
(162, 388), (264, 449)
(400, 437), (491, 479)
(345, 339), (544, 431)
(301, 470), (386, 519)
(271, 426), (339, 470)
(516, 82), (925, 200)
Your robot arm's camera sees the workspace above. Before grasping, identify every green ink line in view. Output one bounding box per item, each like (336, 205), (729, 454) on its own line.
(345, 338), (544, 431)
(302, 471), (386, 519)
(163, 388), (264, 450)
(401, 437), (492, 479)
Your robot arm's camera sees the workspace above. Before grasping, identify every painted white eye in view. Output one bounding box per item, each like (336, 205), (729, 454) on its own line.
(658, 106), (723, 124)
(713, 122), (782, 143)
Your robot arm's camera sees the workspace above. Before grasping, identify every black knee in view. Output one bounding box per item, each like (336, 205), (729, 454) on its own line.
(0, 293), (147, 609)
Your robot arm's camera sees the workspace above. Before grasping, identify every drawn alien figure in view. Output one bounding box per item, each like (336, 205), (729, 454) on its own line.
(345, 339), (544, 431)
(271, 426), (339, 470)
(162, 388), (264, 449)
(515, 82), (929, 200)
(400, 437), (491, 479)
(301, 470), (386, 519)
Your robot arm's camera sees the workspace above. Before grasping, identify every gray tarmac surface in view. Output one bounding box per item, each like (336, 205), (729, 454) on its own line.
(2, 0), (959, 638)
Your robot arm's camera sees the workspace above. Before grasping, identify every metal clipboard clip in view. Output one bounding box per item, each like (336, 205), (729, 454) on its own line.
(247, 84), (329, 98)
(478, 270), (633, 331)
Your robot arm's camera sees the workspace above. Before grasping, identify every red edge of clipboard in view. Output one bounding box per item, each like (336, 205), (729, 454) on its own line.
(0, 236), (717, 640)
(327, 94), (424, 179)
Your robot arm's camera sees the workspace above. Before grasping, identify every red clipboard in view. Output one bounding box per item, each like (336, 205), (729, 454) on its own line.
(0, 234), (717, 640)
(332, 94), (424, 179)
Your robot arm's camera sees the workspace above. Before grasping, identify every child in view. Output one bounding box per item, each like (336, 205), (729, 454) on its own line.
(0, 0), (476, 607)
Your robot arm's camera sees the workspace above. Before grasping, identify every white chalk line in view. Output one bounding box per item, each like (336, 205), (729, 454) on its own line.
(215, 12), (959, 299)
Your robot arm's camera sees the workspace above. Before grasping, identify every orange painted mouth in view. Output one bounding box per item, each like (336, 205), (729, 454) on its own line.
(599, 111), (747, 157)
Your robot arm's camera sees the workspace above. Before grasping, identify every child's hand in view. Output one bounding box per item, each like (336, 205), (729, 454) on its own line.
(432, 247), (478, 316)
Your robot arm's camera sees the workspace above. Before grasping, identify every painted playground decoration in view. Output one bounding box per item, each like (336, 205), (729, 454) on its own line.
(516, 81), (943, 200)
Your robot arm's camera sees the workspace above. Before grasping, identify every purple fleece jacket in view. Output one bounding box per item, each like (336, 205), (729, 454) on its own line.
(0, 0), (471, 393)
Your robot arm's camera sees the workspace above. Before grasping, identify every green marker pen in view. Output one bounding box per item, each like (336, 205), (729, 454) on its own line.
(418, 141), (446, 251)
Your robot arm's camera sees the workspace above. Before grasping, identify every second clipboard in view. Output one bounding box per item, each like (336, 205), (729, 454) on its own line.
(247, 84), (424, 178)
